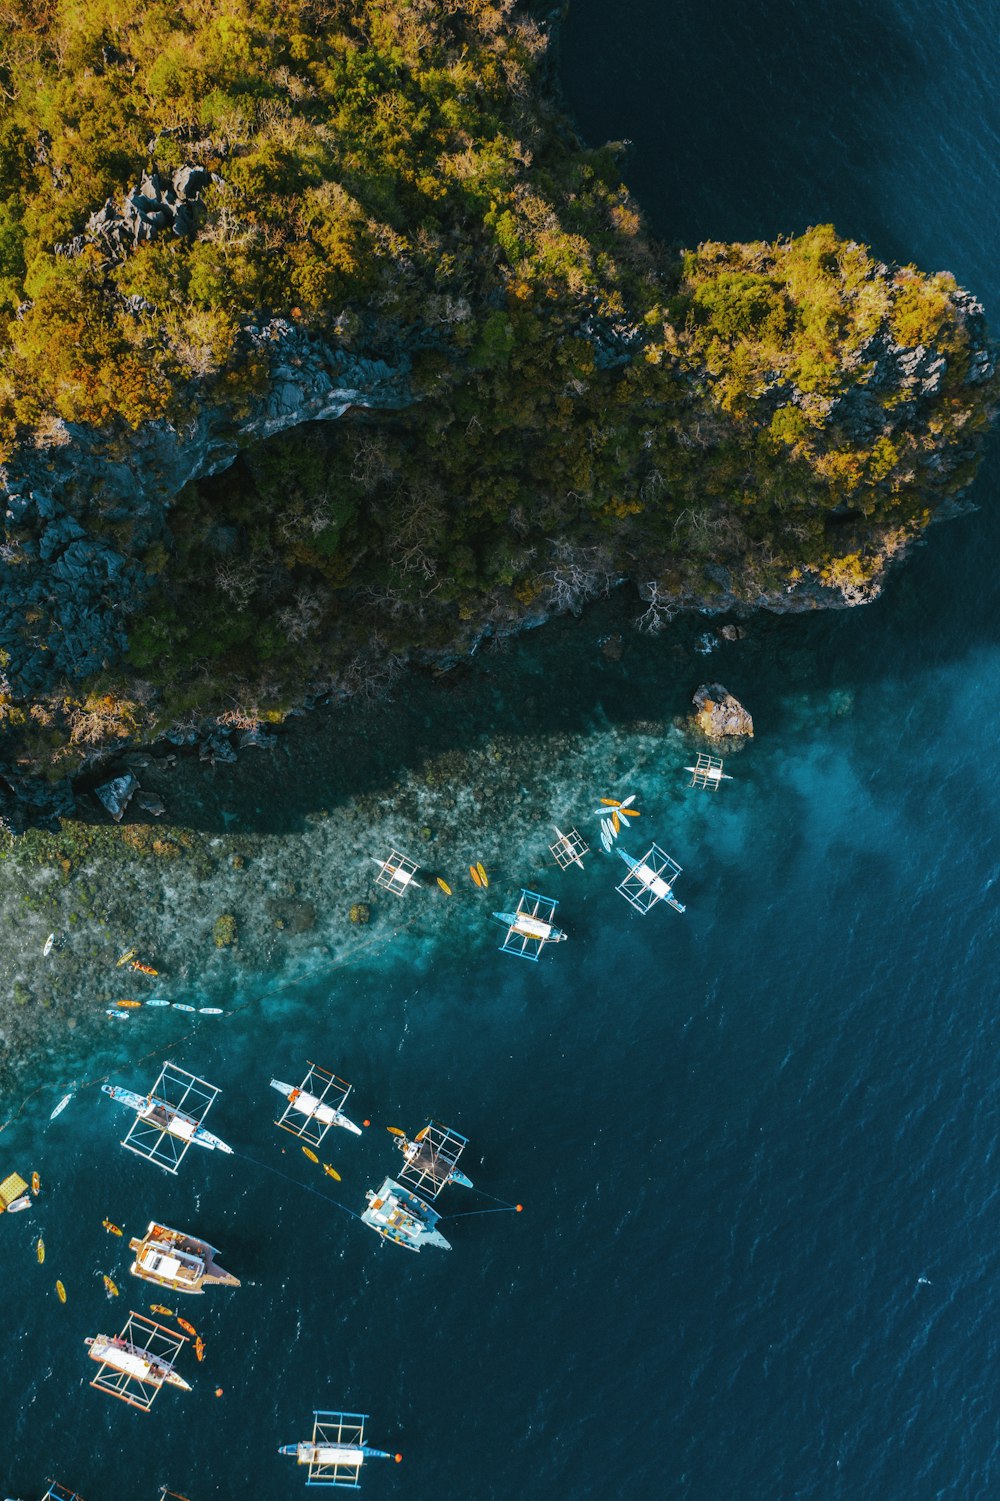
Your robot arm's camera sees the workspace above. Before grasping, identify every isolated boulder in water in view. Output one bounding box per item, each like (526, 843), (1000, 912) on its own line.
(94, 772), (138, 821)
(691, 683), (754, 739)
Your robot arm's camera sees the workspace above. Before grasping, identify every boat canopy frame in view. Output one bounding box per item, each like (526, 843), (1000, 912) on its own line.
(373, 850), (420, 896)
(397, 1121), (468, 1202)
(88, 1310), (188, 1412)
(616, 845), (686, 915)
(42, 1483), (86, 1501)
(120, 1062), (222, 1175)
(295, 1410), (373, 1488)
(495, 889), (565, 962)
(549, 826), (590, 870)
(273, 1061), (355, 1148)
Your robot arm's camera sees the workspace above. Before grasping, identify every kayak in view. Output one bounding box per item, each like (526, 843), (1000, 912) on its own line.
(103, 1275), (119, 1297)
(102, 1220), (123, 1237)
(36, 1238), (44, 1264)
(194, 1336), (206, 1362)
(50, 1093), (73, 1120)
(436, 878), (452, 895)
(55, 1280), (66, 1303)
(177, 1317), (198, 1338)
(302, 1146), (319, 1164)
(31, 1172), (40, 1195)
(150, 1304), (175, 1317)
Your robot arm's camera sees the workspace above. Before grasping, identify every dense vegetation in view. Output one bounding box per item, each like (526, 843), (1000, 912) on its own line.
(0, 0), (994, 776)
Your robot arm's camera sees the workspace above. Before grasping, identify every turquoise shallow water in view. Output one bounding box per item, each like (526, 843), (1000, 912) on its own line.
(4, 1), (1000, 1497)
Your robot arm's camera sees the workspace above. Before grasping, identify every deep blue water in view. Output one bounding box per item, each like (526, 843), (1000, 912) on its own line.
(3, 3), (1000, 1498)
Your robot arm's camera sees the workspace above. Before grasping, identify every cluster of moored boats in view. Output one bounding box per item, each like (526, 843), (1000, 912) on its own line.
(9, 762), (730, 1497)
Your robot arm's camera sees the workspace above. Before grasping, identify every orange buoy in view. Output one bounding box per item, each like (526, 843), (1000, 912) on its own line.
(363, 1119), (370, 1127)
(215, 1387), (224, 1397)
(516, 1204), (523, 1213)
(394, 1454), (403, 1464)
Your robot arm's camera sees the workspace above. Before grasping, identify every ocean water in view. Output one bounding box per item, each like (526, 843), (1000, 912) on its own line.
(3, 2), (1000, 1497)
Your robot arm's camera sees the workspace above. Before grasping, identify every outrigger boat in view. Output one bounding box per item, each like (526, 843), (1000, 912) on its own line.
(361, 1178), (451, 1253)
(685, 752), (733, 790)
(102, 1062), (232, 1174)
(271, 1062), (362, 1145)
(392, 1121), (473, 1199)
(492, 890), (567, 961)
(280, 1410), (398, 1488)
(86, 1310), (190, 1410)
(128, 1221), (240, 1296)
(616, 845), (686, 914)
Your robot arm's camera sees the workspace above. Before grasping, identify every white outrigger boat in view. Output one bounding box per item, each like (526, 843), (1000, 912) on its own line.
(616, 845), (686, 914)
(129, 1221), (240, 1295)
(271, 1062), (362, 1145)
(102, 1062), (232, 1174)
(280, 1410), (399, 1488)
(86, 1311), (191, 1410)
(685, 752), (733, 790)
(492, 890), (567, 961)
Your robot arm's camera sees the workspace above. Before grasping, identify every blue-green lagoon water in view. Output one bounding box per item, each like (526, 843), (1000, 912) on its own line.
(4, 1), (1000, 1496)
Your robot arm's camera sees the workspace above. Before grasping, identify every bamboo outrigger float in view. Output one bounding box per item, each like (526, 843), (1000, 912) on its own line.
(280, 1410), (398, 1488)
(85, 1310), (190, 1411)
(271, 1062), (362, 1145)
(361, 1178), (451, 1252)
(128, 1221), (241, 1295)
(393, 1121), (473, 1201)
(102, 1062), (232, 1174)
(685, 752), (733, 790)
(492, 889), (567, 961)
(616, 845), (686, 914)
(371, 850), (421, 896)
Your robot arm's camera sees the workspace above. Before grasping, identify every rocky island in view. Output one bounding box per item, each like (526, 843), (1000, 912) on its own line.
(0, 0), (995, 828)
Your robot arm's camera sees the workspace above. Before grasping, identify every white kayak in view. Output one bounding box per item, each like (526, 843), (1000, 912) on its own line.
(42, 934), (55, 956)
(50, 1093), (74, 1120)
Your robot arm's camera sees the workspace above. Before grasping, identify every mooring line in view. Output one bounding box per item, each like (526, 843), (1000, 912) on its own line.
(231, 1147), (366, 1224)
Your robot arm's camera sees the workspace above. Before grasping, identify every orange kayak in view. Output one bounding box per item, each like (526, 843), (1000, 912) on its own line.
(177, 1317), (198, 1338)
(131, 962), (158, 976)
(194, 1336), (206, 1362)
(115, 999), (142, 1009)
(31, 1172), (40, 1195)
(469, 865), (482, 888)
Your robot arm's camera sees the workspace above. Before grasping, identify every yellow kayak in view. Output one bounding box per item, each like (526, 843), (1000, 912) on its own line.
(436, 877), (452, 895)
(36, 1237), (45, 1264)
(102, 1219), (123, 1236)
(612, 811), (621, 833)
(103, 1275), (119, 1297)
(322, 1164), (341, 1182)
(116, 948), (137, 967)
(55, 1280), (66, 1303)
(302, 1146), (319, 1164)
(150, 1304), (175, 1317)
(476, 862), (489, 887)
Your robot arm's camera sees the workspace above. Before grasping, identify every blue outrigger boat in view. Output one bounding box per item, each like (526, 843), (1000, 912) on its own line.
(491, 889), (567, 961)
(616, 846), (686, 914)
(280, 1410), (399, 1487)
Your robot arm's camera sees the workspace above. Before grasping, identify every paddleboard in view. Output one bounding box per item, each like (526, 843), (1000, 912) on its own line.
(55, 1280), (66, 1303)
(469, 865), (482, 888)
(601, 817), (615, 842)
(476, 862), (489, 887)
(600, 830), (612, 853)
(436, 877), (452, 895)
(42, 933), (54, 956)
(50, 1093), (73, 1120)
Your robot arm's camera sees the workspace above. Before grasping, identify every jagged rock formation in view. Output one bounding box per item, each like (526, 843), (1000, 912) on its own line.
(691, 685), (754, 741)
(55, 165), (218, 262)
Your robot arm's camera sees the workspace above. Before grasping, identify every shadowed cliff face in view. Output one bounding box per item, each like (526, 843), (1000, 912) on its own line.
(0, 325), (410, 696)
